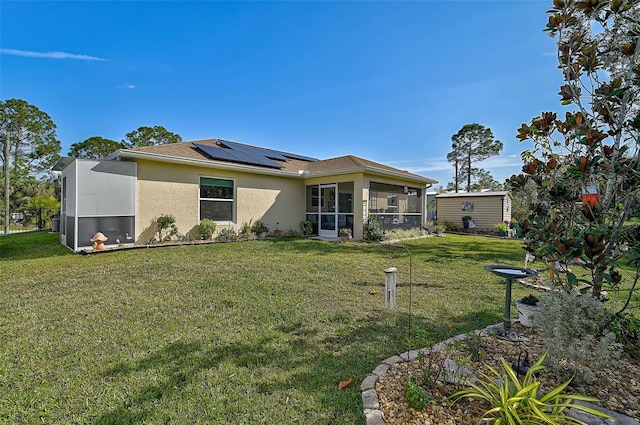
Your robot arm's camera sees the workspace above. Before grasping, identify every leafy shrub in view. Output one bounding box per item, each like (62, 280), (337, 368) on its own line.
(363, 216), (384, 241)
(425, 224), (445, 235)
(456, 331), (485, 363)
(338, 227), (352, 236)
(536, 291), (622, 385)
(384, 228), (426, 241)
(283, 229), (301, 238)
(250, 219), (268, 236)
(238, 220), (252, 239)
(494, 222), (508, 233)
(155, 214), (179, 242)
(442, 220), (457, 231)
(618, 220), (640, 246)
(196, 219), (217, 240)
(452, 352), (611, 424)
(299, 220), (313, 235)
(612, 312), (640, 360)
(404, 374), (431, 410)
(216, 227), (237, 242)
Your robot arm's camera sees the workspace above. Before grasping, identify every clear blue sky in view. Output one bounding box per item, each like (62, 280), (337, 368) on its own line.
(0, 1), (562, 187)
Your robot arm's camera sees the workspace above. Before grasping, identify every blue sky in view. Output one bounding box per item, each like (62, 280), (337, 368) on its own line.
(0, 1), (563, 187)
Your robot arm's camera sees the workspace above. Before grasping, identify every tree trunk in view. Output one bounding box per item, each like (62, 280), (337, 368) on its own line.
(4, 133), (9, 235)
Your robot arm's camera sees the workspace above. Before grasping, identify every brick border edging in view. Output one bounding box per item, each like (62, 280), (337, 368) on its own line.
(361, 323), (640, 425)
(360, 325), (489, 425)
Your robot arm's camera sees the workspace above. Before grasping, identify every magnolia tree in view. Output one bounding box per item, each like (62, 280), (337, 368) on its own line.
(508, 0), (639, 313)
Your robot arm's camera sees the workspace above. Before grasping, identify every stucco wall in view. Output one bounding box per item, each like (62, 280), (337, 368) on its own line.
(135, 160), (305, 241)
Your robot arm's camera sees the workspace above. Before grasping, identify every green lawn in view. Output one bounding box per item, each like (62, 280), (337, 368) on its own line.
(0, 232), (533, 424)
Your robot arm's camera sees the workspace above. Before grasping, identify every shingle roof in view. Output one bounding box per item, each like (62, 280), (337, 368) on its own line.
(118, 138), (435, 183)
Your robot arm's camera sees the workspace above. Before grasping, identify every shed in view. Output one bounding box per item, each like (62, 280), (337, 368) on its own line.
(435, 191), (511, 230)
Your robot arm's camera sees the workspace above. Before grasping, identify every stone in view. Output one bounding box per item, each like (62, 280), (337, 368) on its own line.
(364, 409), (384, 425)
(400, 350), (420, 361)
(372, 363), (391, 376)
(382, 355), (404, 366)
(360, 374), (378, 391)
(362, 388), (380, 410)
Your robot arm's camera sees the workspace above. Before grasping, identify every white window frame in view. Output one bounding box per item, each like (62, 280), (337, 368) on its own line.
(199, 176), (235, 222)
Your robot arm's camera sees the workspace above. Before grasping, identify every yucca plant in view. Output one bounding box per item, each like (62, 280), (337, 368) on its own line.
(451, 352), (611, 424)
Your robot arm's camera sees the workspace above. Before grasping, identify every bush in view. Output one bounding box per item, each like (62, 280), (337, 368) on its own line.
(238, 220), (252, 239)
(536, 291), (622, 385)
(425, 223), (445, 235)
(216, 227), (237, 242)
(299, 220), (313, 235)
(494, 222), (508, 233)
(384, 228), (426, 241)
(283, 229), (301, 238)
(442, 220), (457, 232)
(404, 374), (431, 410)
(612, 312), (640, 360)
(155, 214), (179, 242)
(363, 216), (384, 241)
(250, 219), (268, 236)
(197, 219), (217, 240)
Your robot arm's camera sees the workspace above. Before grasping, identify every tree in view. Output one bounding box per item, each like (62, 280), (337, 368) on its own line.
(68, 136), (123, 159)
(123, 125), (182, 148)
(510, 178), (538, 223)
(447, 124), (503, 192)
(471, 169), (504, 191)
(29, 194), (60, 230)
(507, 0), (639, 308)
(0, 99), (60, 233)
(0, 99), (60, 175)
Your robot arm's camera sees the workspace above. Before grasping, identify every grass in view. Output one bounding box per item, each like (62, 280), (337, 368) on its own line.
(0, 232), (562, 424)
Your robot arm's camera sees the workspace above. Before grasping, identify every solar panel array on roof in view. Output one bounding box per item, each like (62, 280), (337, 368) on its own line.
(194, 144), (284, 168)
(194, 140), (318, 169)
(219, 140), (318, 162)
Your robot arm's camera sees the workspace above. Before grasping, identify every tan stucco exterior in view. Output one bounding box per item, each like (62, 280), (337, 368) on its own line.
(135, 162), (431, 242)
(54, 139), (437, 249)
(136, 159), (305, 241)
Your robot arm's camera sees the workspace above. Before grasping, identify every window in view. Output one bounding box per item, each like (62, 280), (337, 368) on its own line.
(368, 182), (422, 230)
(200, 177), (234, 221)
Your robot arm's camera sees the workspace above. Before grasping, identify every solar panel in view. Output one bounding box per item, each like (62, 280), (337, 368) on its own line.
(218, 141), (287, 166)
(194, 143), (284, 169)
(219, 140), (318, 162)
(281, 152), (319, 162)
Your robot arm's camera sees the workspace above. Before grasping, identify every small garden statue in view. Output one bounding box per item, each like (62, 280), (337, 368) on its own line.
(90, 232), (108, 251)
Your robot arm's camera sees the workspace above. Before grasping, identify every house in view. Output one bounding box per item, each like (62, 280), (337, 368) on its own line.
(53, 138), (437, 251)
(435, 191), (512, 230)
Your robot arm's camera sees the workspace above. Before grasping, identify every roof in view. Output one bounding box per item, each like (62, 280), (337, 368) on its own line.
(435, 191), (510, 198)
(106, 138), (437, 184)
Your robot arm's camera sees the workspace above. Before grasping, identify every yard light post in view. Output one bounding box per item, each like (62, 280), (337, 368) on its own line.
(384, 267), (397, 309)
(388, 245), (413, 349)
(2, 134), (9, 235)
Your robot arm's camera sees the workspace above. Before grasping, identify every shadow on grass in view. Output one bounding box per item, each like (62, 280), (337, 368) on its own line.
(95, 308), (502, 424)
